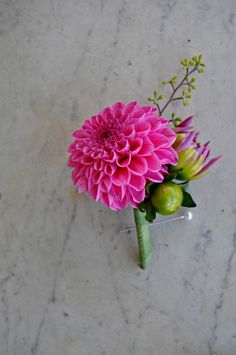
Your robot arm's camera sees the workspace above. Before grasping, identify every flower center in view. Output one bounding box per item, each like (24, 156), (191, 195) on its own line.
(101, 130), (111, 140)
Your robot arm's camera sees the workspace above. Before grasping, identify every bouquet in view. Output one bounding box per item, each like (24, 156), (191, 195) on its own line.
(67, 54), (221, 269)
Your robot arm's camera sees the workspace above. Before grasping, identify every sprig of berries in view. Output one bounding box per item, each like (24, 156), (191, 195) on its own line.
(147, 54), (206, 123)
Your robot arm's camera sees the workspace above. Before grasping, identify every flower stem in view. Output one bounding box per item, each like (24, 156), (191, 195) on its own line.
(133, 208), (152, 269)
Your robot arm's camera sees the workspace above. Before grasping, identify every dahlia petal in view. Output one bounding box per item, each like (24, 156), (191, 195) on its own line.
(82, 146), (93, 155)
(111, 102), (125, 119)
(104, 163), (117, 176)
(68, 155), (78, 167)
(101, 192), (110, 208)
(156, 148), (178, 165)
(117, 152), (131, 167)
(103, 150), (117, 163)
(67, 141), (77, 153)
(85, 166), (93, 179)
(156, 116), (169, 124)
(146, 117), (161, 131)
(142, 106), (157, 113)
(129, 156), (148, 175)
(145, 154), (161, 172)
(119, 194), (129, 209)
(89, 184), (102, 202)
(71, 166), (85, 184)
(134, 121), (151, 135)
(145, 170), (164, 183)
(93, 170), (104, 184)
(111, 167), (131, 186)
(124, 101), (137, 115)
(110, 185), (124, 201)
(130, 109), (146, 122)
(72, 130), (89, 139)
(148, 133), (169, 148)
(100, 175), (112, 192)
(80, 155), (94, 165)
(116, 138), (130, 154)
(103, 107), (114, 121)
(158, 127), (176, 145)
(91, 151), (102, 159)
(95, 114), (105, 126)
(129, 174), (146, 191)
(129, 138), (143, 155)
(94, 159), (104, 171)
(77, 181), (86, 192)
(128, 186), (145, 203)
(123, 124), (135, 138)
(138, 136), (154, 156)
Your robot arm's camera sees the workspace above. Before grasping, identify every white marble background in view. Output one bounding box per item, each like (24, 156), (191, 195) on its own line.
(0, 0), (235, 354)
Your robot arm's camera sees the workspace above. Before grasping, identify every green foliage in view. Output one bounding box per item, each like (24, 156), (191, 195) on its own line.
(147, 54), (206, 119)
(171, 112), (183, 126)
(138, 199), (156, 222)
(181, 191), (197, 208)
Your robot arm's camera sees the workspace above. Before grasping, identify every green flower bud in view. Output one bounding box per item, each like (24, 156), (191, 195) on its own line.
(150, 182), (183, 215)
(171, 147), (205, 180)
(172, 75), (178, 84)
(153, 89), (158, 97)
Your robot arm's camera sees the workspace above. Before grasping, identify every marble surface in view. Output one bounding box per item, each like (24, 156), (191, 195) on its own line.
(0, 0), (235, 354)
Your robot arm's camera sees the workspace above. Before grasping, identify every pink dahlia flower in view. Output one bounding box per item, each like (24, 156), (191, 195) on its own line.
(68, 102), (178, 211)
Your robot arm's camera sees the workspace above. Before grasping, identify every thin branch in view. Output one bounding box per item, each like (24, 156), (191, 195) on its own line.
(156, 102), (161, 115)
(159, 66), (197, 115)
(170, 81), (175, 90)
(172, 97), (183, 101)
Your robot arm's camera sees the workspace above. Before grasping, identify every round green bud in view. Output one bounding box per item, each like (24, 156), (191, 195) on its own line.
(150, 182), (183, 216)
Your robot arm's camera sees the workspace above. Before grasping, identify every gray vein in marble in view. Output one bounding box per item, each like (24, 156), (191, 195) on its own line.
(50, 201), (77, 304)
(30, 201), (77, 354)
(1, 290), (9, 355)
(30, 316), (45, 355)
(194, 229), (212, 262)
(101, 0), (126, 95)
(72, 26), (95, 78)
(208, 231), (236, 355)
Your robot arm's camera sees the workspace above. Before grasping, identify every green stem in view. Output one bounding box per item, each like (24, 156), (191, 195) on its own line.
(133, 208), (152, 269)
